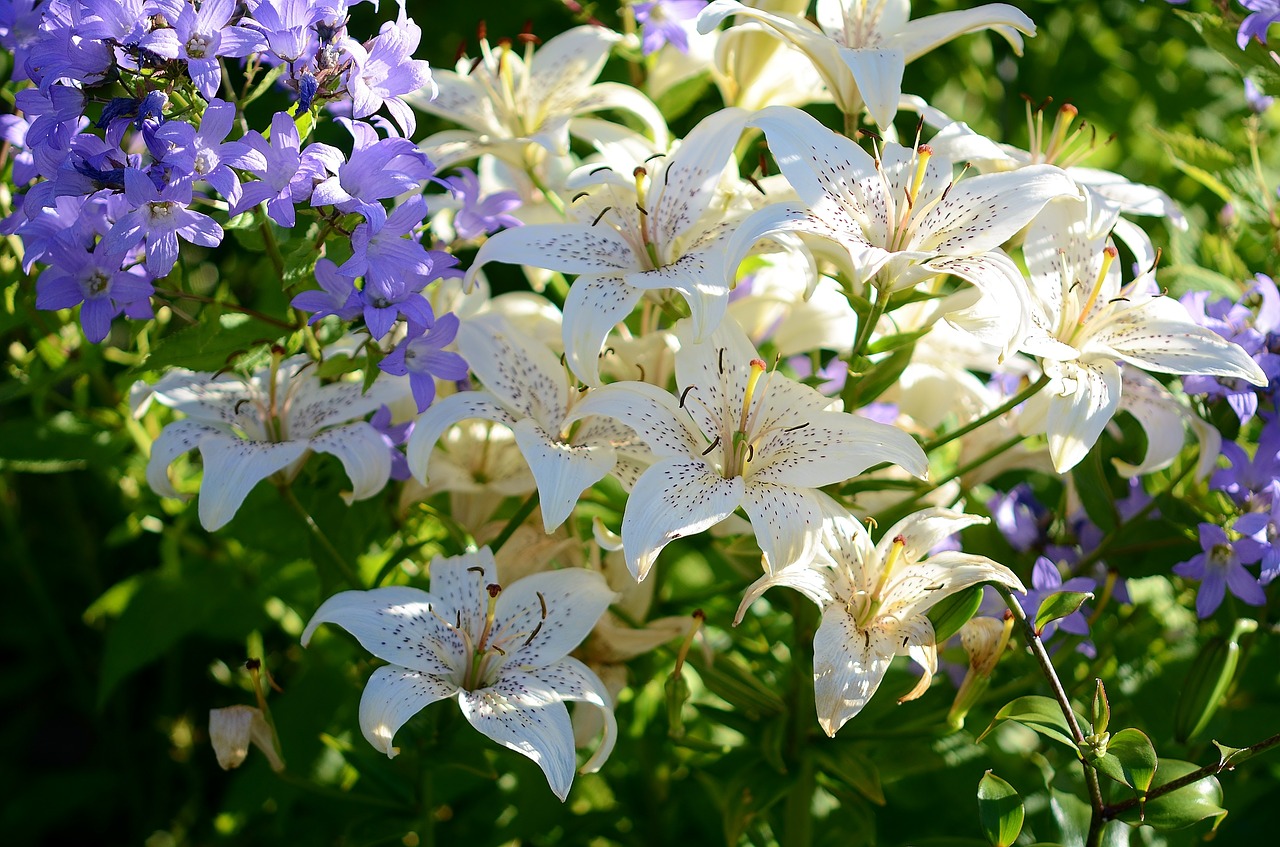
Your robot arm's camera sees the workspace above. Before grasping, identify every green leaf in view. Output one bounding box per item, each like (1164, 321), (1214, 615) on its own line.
(1094, 729), (1157, 794)
(977, 771), (1024, 847)
(720, 755), (791, 847)
(653, 72), (712, 121)
(929, 585), (983, 643)
(1117, 759), (1226, 831)
(1072, 452), (1117, 531)
(979, 695), (1088, 750)
(865, 328), (929, 355)
(844, 342), (915, 407)
(686, 652), (785, 719)
(814, 744), (885, 806)
(138, 311), (284, 373)
(1033, 591), (1093, 635)
(0, 413), (128, 472)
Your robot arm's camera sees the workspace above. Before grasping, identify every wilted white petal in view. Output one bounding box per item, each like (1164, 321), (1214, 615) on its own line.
(209, 705), (283, 771)
(359, 665), (457, 758)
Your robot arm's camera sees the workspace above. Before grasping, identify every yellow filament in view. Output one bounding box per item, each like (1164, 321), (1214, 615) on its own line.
(1045, 104), (1078, 162)
(907, 145), (932, 208)
(739, 358), (768, 434)
(871, 536), (907, 602)
(1076, 246), (1119, 326)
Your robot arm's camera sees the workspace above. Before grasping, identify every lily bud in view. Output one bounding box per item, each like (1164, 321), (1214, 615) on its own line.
(947, 616), (1013, 729)
(209, 705), (284, 772)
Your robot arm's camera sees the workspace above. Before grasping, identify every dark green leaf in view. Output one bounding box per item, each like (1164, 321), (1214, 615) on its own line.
(1072, 452), (1117, 531)
(979, 695), (1088, 750)
(977, 771), (1023, 847)
(1117, 759), (1226, 831)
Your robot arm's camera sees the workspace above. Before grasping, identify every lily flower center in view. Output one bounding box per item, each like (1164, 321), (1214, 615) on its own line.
(1065, 245), (1118, 343)
(857, 534), (907, 627)
(455, 578), (551, 690)
(883, 144), (949, 256)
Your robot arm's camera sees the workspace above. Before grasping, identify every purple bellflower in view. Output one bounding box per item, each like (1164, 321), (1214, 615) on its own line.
(1025, 557), (1097, 646)
(35, 236), (153, 342)
(344, 8), (434, 136)
(1173, 522), (1267, 618)
(633, 1), (706, 55)
(445, 168), (521, 241)
(290, 257), (364, 323)
(1239, 1), (1280, 48)
(102, 168), (223, 277)
(378, 313), (469, 412)
(310, 118), (435, 223)
(141, 0), (266, 99)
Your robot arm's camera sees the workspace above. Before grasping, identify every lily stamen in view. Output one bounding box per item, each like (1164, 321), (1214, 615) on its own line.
(1075, 245), (1119, 329)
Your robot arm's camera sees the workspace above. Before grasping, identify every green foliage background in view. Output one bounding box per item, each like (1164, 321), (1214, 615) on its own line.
(2, 2), (1278, 846)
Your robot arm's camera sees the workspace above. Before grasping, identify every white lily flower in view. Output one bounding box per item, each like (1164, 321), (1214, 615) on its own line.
(140, 356), (403, 531)
(906, 95), (1186, 265)
(407, 26), (668, 171)
(302, 547), (619, 801)
(1111, 369), (1221, 481)
(724, 105), (1078, 354)
(405, 314), (649, 532)
(742, 504), (1024, 735)
(1016, 202), (1265, 473)
(698, 0), (1034, 126)
(707, 0), (832, 110)
(728, 250), (858, 357)
(566, 319), (928, 580)
(462, 108), (751, 387)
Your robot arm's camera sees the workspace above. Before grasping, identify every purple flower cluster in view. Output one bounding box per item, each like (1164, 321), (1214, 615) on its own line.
(1180, 274), (1280, 423)
(3, 0), (466, 381)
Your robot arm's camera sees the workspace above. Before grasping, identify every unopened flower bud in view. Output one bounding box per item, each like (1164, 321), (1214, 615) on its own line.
(209, 705), (284, 772)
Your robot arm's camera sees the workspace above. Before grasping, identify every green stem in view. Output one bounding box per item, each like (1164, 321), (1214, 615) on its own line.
(153, 288), (298, 331)
(489, 492), (540, 554)
(1101, 732), (1280, 820)
(278, 483), (364, 589)
(876, 433), (1027, 522)
(850, 285), (889, 361)
(995, 586), (1106, 845)
(783, 595), (817, 847)
(921, 374), (1049, 455)
(258, 205), (287, 285)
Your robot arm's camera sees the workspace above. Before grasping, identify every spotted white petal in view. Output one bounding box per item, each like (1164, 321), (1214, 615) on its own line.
(875, 508), (990, 569)
(879, 551), (1025, 624)
(465, 225), (639, 291)
(750, 411), (929, 486)
(741, 481), (827, 570)
(147, 419), (227, 498)
(535, 657), (618, 775)
(813, 606), (893, 737)
(426, 549), (496, 640)
(511, 418), (618, 532)
(309, 422), (393, 505)
(359, 665), (457, 758)
(897, 617), (938, 702)
(567, 382), (706, 459)
(1087, 296), (1268, 384)
(459, 671), (578, 801)
(301, 586), (466, 677)
(745, 106), (878, 211)
(492, 568), (616, 669)
(562, 274), (644, 387)
(736, 559), (837, 625)
(406, 391), (517, 483)
(196, 436), (310, 530)
(648, 107), (749, 247)
(622, 457), (746, 580)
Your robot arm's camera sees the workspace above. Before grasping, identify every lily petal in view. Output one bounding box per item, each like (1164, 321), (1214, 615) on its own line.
(459, 671), (577, 801)
(301, 586), (466, 677)
(838, 46), (905, 128)
(535, 657), (617, 774)
(196, 436), (310, 530)
(562, 274), (644, 387)
(813, 605), (892, 736)
(511, 418), (618, 532)
(492, 568), (616, 668)
(359, 665), (457, 758)
(309, 422), (393, 505)
(407, 391), (517, 483)
(621, 456), (745, 580)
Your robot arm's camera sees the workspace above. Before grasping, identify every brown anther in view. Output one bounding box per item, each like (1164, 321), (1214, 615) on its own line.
(702, 436), (721, 456)
(517, 20), (541, 44)
(536, 591), (548, 619)
(591, 206), (612, 226)
(893, 534), (906, 545)
(245, 658), (261, 671)
(917, 143), (933, 155)
(270, 344), (287, 356)
(467, 566), (486, 575)
(477, 20), (487, 41)
(1060, 103), (1079, 117)
(1103, 245), (1118, 259)
(486, 583), (502, 598)
(633, 165), (647, 178)
(679, 385), (695, 408)
(692, 609), (706, 621)
(454, 40), (468, 64)
(496, 37), (513, 49)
